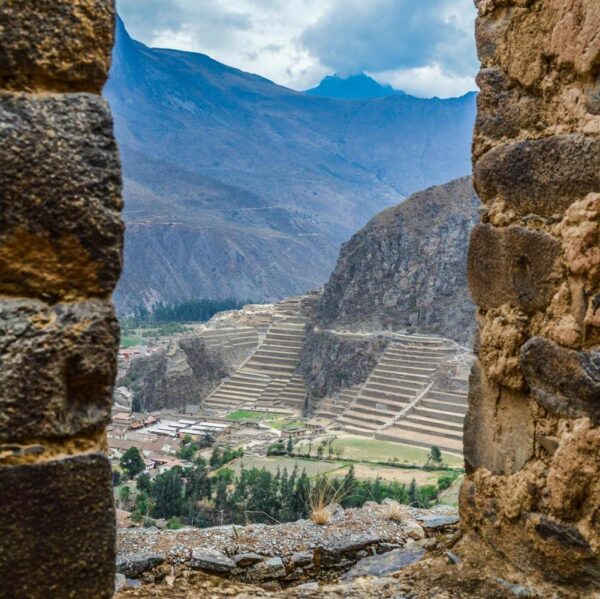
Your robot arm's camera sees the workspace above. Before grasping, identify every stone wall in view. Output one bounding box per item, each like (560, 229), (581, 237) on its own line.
(462, 0), (600, 590)
(0, 2), (122, 598)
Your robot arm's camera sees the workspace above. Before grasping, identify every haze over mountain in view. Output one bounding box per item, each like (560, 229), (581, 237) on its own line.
(105, 18), (476, 312)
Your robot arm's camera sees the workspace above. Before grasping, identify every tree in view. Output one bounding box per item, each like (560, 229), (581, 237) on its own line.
(286, 437), (294, 456)
(112, 470), (122, 487)
(327, 438), (334, 459)
(267, 441), (286, 456)
(119, 485), (131, 508)
(120, 447), (145, 478)
(408, 478), (419, 506)
(425, 445), (443, 468)
(316, 441), (325, 460)
(136, 472), (153, 494)
(152, 468), (183, 518)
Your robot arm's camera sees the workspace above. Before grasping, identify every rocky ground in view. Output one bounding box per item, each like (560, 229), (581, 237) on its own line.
(115, 503), (460, 593)
(114, 505), (583, 598)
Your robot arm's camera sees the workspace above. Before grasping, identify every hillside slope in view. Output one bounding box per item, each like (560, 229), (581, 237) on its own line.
(105, 19), (476, 311)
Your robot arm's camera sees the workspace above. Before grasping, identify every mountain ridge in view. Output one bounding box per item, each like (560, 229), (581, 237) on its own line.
(105, 18), (476, 311)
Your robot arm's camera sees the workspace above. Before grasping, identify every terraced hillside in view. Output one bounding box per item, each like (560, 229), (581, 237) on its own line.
(200, 297), (471, 455)
(203, 295), (318, 412)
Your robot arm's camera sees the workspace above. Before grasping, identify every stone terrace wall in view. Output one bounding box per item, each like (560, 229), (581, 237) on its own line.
(0, 2), (122, 598)
(463, 0), (600, 590)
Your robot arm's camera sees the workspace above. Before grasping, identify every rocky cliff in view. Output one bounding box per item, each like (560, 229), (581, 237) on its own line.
(314, 177), (479, 345)
(299, 177), (479, 402)
(122, 339), (231, 412)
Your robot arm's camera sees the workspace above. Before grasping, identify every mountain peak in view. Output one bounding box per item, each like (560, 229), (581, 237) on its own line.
(306, 73), (402, 100)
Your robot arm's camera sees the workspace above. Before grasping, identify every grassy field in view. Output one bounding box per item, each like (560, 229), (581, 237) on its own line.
(269, 419), (305, 431)
(120, 335), (146, 348)
(328, 435), (463, 467)
(346, 463), (454, 485)
(227, 455), (459, 488)
(225, 410), (288, 421)
(227, 456), (347, 478)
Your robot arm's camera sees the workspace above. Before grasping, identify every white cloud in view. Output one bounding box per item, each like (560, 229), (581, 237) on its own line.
(116, 0), (477, 97)
(373, 65), (477, 98)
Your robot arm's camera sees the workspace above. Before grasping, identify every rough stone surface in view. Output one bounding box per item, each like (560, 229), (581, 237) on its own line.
(0, 5), (122, 599)
(246, 557), (286, 581)
(191, 547), (236, 573)
(122, 337), (229, 412)
(342, 546), (426, 580)
(116, 553), (166, 578)
(0, 92), (123, 301)
(0, 0), (116, 91)
(299, 331), (388, 401)
(463, 0), (600, 589)
(520, 337), (600, 424)
(474, 135), (600, 217)
(0, 454), (116, 598)
(0, 299), (119, 441)
(310, 177), (480, 345)
(468, 224), (562, 313)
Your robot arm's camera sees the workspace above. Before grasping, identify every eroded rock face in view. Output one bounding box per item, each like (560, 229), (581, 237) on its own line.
(122, 338), (231, 412)
(313, 177), (480, 345)
(463, 0), (600, 588)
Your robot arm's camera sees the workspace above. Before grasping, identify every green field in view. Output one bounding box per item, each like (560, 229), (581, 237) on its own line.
(225, 410), (287, 422)
(298, 435), (463, 468)
(228, 456), (347, 478)
(120, 335), (145, 348)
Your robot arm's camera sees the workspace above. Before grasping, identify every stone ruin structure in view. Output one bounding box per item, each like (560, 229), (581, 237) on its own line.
(464, 0), (600, 590)
(0, 1), (598, 597)
(0, 1), (122, 597)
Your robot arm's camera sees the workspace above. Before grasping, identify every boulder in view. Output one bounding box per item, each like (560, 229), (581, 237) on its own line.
(233, 553), (264, 568)
(246, 556), (286, 581)
(114, 573), (127, 593)
(419, 515), (460, 531)
(116, 553), (165, 578)
(403, 520), (425, 541)
(342, 545), (426, 580)
(190, 547), (235, 573)
(290, 551), (313, 567)
(320, 532), (381, 560)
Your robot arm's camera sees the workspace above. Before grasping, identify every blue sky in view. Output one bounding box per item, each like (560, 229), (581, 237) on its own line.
(116, 0), (478, 98)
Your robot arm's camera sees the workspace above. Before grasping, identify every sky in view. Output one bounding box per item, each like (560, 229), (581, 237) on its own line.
(116, 0), (479, 98)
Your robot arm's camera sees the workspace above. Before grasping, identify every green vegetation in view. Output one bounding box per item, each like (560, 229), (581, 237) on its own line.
(119, 442), (461, 528)
(324, 436), (463, 467)
(120, 334), (146, 348)
(226, 410), (286, 422)
(124, 298), (252, 327)
(120, 447), (145, 478)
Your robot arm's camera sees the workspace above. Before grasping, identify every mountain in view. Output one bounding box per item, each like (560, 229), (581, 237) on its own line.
(306, 73), (400, 99)
(105, 18), (476, 312)
(313, 177), (480, 345)
(299, 176), (479, 403)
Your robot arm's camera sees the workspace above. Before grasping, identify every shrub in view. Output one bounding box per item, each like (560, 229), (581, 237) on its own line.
(382, 501), (404, 522)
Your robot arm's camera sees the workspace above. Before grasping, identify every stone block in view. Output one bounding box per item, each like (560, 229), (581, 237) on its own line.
(0, 92), (123, 300)
(0, 299), (119, 441)
(520, 337), (600, 424)
(467, 224), (562, 313)
(116, 553), (165, 578)
(474, 135), (600, 216)
(0, 0), (115, 91)
(474, 68), (541, 154)
(0, 454), (116, 599)
(463, 361), (534, 475)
